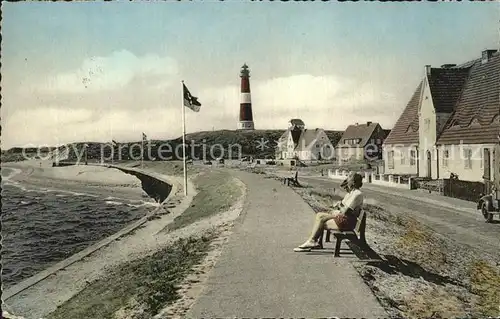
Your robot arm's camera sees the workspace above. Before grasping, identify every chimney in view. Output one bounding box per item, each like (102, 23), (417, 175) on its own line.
(482, 49), (497, 64)
(366, 121), (372, 126)
(441, 64), (456, 68)
(425, 65), (431, 75)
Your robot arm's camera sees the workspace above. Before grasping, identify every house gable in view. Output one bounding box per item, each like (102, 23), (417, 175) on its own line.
(338, 122), (380, 148)
(294, 129), (318, 151)
(419, 75), (438, 148)
(365, 123), (386, 144)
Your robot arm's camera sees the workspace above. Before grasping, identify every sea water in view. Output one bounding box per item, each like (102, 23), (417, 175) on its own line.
(1, 167), (155, 289)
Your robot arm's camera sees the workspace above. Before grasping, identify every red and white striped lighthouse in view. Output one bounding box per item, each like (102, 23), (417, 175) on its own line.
(238, 63), (255, 130)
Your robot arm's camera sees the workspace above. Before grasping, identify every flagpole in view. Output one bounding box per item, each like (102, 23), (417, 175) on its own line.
(182, 80), (188, 196)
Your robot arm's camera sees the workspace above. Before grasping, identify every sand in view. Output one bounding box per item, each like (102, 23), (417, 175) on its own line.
(5, 160), (141, 187)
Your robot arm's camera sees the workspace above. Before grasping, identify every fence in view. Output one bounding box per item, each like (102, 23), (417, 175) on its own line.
(442, 179), (485, 202)
(327, 169), (415, 190)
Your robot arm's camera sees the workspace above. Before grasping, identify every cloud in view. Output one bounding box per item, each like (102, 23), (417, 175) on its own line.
(41, 50), (178, 93)
(3, 60), (406, 148)
(198, 74), (402, 131)
(3, 107), (182, 148)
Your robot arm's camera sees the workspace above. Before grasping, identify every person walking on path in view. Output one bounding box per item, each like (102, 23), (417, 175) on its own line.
(294, 172), (364, 252)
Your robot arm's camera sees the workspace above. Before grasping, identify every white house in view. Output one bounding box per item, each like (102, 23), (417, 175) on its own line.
(276, 119), (335, 162)
(383, 49), (500, 182)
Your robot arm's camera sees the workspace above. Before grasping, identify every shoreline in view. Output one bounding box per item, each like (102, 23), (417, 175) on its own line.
(3, 161), (180, 318)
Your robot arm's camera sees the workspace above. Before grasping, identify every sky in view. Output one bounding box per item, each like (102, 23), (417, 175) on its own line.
(2, 2), (499, 148)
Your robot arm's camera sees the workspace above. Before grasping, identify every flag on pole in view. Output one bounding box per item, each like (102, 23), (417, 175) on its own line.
(183, 83), (201, 112)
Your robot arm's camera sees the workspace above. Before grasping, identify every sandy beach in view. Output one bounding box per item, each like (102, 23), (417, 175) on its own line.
(3, 160), (146, 202)
(6, 160), (141, 186)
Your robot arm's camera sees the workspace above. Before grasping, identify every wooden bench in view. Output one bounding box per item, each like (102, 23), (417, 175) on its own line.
(283, 171), (301, 187)
(318, 210), (367, 257)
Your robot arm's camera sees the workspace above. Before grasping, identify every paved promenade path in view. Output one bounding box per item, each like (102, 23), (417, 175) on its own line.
(186, 170), (387, 318)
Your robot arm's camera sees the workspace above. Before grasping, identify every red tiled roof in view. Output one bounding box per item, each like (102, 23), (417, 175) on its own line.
(428, 68), (471, 113)
(383, 82), (423, 146)
(437, 53), (500, 145)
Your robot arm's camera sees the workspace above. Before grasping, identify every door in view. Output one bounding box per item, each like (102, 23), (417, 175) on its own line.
(426, 151), (432, 179)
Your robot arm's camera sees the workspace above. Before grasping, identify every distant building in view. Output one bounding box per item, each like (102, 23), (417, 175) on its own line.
(383, 49), (500, 182)
(275, 119), (334, 162)
(336, 122), (387, 163)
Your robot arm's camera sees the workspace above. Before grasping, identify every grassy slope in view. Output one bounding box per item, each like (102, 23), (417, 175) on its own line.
(165, 170), (242, 231)
(2, 129), (344, 162)
(47, 232), (217, 319)
(140, 161), (201, 176)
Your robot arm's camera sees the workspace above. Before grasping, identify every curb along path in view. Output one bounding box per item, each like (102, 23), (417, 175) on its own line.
(186, 170), (387, 318)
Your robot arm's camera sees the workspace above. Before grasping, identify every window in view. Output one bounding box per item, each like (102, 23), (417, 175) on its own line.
(424, 118), (431, 132)
(442, 149), (449, 167)
(410, 150), (416, 166)
(388, 151), (395, 169)
(400, 151), (406, 165)
(464, 148), (472, 169)
(376, 139), (381, 144)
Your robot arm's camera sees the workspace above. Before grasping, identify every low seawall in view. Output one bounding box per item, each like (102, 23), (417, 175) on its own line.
(112, 166), (173, 204)
(3, 163), (177, 305)
(52, 162), (175, 203)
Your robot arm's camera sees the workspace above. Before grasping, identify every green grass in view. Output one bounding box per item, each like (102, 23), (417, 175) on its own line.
(165, 171), (242, 232)
(47, 232), (216, 319)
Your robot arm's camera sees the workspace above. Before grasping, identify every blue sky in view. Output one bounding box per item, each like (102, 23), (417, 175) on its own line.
(2, 2), (499, 147)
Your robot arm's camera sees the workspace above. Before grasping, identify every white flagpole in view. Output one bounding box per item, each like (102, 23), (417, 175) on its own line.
(182, 80), (188, 196)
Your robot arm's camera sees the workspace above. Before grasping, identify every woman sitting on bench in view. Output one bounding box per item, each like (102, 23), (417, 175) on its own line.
(294, 172), (364, 252)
